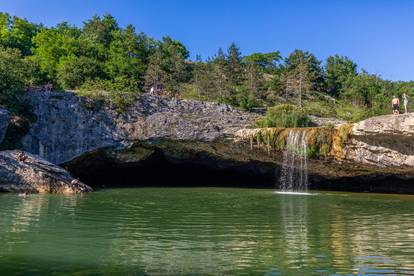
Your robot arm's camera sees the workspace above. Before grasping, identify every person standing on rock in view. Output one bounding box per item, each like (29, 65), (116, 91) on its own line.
(403, 93), (409, 114)
(392, 95), (400, 115)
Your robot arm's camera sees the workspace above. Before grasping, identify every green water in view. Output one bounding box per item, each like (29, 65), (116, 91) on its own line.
(1, 188), (414, 275)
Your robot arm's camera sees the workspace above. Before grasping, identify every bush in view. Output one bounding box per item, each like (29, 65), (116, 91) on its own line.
(258, 104), (310, 128)
(57, 56), (103, 89)
(77, 77), (140, 112)
(236, 87), (257, 111)
(0, 47), (31, 113)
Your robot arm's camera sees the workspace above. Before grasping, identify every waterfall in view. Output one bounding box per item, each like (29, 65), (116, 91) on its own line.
(279, 130), (309, 192)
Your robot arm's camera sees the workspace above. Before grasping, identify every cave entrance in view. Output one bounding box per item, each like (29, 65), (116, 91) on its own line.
(64, 149), (276, 189)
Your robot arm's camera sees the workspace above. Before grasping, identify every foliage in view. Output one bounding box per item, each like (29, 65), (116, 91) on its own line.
(77, 77), (139, 112)
(325, 55), (357, 97)
(0, 12), (413, 123)
(258, 104), (310, 128)
(0, 47), (30, 112)
(57, 55), (102, 89)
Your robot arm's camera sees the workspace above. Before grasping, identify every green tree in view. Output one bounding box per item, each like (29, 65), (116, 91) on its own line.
(211, 48), (230, 102)
(0, 13), (10, 46)
(192, 55), (215, 100)
(284, 62), (312, 107)
(8, 16), (39, 56)
(105, 25), (149, 83)
(0, 47), (29, 111)
(57, 55), (102, 89)
(343, 72), (383, 108)
(244, 52), (281, 100)
(243, 52), (281, 73)
(144, 36), (189, 95)
(284, 49), (325, 92)
(226, 43), (243, 86)
(79, 14), (119, 60)
(31, 24), (81, 81)
(325, 55), (357, 97)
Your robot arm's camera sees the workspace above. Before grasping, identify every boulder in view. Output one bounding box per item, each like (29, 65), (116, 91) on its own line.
(0, 150), (92, 193)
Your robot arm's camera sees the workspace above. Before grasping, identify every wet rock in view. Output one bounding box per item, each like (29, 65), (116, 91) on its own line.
(0, 150), (92, 193)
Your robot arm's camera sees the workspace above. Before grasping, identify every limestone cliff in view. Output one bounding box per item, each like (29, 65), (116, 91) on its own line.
(345, 114), (414, 167)
(22, 91), (256, 164)
(9, 90), (414, 193)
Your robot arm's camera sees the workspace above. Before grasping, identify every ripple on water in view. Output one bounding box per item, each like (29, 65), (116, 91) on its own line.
(1, 188), (414, 275)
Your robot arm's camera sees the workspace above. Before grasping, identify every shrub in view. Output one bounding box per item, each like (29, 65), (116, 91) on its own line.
(77, 77), (140, 112)
(257, 104), (310, 128)
(236, 87), (257, 111)
(0, 47), (29, 112)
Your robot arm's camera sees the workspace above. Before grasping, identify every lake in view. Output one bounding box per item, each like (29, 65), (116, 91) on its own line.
(1, 188), (414, 275)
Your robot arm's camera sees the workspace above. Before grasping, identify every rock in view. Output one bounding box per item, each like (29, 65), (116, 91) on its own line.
(0, 108), (10, 144)
(0, 150), (92, 193)
(22, 91), (257, 164)
(308, 115), (345, 127)
(16, 90), (414, 193)
(344, 113), (414, 167)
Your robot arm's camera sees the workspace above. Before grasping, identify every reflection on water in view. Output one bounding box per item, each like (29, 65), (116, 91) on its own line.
(1, 188), (414, 275)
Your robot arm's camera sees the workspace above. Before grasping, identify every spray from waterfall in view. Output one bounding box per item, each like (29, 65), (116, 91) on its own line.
(279, 130), (309, 192)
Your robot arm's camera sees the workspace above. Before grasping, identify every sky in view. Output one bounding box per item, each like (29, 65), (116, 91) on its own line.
(1, 0), (413, 81)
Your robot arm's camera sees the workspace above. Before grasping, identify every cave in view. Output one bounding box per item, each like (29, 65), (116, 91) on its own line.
(64, 141), (414, 194)
(64, 147), (277, 189)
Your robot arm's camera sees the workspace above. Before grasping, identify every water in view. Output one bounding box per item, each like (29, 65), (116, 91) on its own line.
(279, 130), (309, 192)
(1, 188), (414, 275)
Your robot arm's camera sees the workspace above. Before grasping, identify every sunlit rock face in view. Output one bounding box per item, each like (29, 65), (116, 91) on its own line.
(0, 150), (92, 193)
(21, 91), (257, 164)
(16, 90), (414, 193)
(345, 114), (414, 167)
(0, 108), (9, 144)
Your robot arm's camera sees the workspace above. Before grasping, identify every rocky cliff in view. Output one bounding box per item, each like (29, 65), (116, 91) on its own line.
(22, 91), (256, 164)
(345, 113), (414, 167)
(4, 90), (413, 193)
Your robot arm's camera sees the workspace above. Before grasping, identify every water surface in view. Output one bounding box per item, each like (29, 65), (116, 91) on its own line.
(1, 188), (414, 275)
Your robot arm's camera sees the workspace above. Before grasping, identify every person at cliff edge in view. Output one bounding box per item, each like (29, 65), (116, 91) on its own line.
(392, 95), (400, 115)
(403, 93), (409, 114)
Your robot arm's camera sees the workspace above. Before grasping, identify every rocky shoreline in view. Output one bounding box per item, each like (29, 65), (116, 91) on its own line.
(0, 150), (91, 193)
(1, 90), (414, 194)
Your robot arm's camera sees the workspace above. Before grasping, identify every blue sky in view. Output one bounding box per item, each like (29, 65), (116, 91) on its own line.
(1, 0), (413, 81)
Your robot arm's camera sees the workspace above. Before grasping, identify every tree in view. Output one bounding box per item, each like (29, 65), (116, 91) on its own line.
(0, 47), (29, 110)
(57, 55), (102, 89)
(211, 48), (229, 101)
(105, 25), (149, 83)
(144, 48), (164, 94)
(284, 49), (325, 92)
(285, 62), (312, 107)
(31, 24), (81, 81)
(243, 52), (281, 73)
(226, 43), (243, 86)
(0, 13), (40, 56)
(243, 52), (281, 100)
(192, 55), (215, 100)
(325, 55), (357, 97)
(144, 36), (189, 95)
(79, 14), (119, 61)
(343, 72), (383, 108)
(8, 16), (39, 56)
(0, 13), (10, 47)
